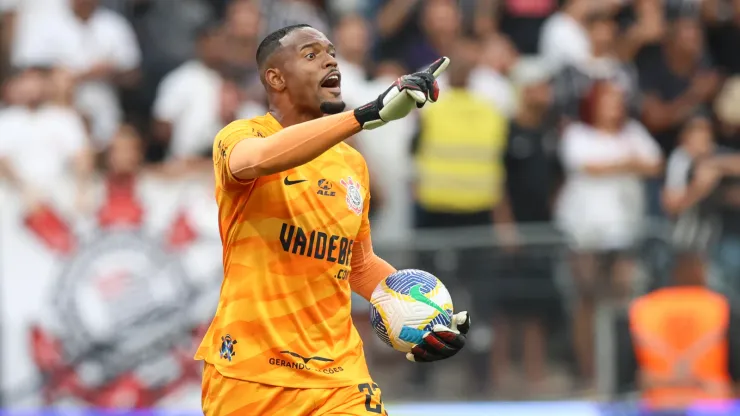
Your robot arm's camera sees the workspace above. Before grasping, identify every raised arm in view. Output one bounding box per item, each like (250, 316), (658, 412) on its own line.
(228, 56), (450, 181)
(229, 111), (361, 180)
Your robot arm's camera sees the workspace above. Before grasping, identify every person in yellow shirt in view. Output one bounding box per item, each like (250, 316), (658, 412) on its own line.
(196, 24), (471, 416)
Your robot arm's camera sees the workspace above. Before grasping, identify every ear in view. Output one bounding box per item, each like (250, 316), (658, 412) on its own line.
(264, 68), (285, 92)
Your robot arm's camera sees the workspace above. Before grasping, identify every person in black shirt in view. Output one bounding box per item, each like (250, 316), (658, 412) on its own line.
(639, 17), (720, 156)
(489, 57), (563, 396)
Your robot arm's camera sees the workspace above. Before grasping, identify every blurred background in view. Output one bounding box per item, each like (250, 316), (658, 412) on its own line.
(2, 0), (740, 414)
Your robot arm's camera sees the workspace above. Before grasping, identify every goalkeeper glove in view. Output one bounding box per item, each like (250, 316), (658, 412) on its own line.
(353, 57), (450, 130)
(406, 311), (471, 363)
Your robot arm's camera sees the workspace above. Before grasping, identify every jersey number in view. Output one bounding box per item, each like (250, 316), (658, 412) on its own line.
(358, 382), (383, 414)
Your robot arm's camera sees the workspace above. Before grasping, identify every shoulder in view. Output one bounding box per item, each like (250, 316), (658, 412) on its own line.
(161, 61), (205, 84)
(540, 13), (563, 34)
(92, 8), (134, 31)
(624, 119), (648, 133)
(0, 107), (25, 124)
(339, 143), (371, 182)
(40, 106), (85, 126)
(215, 115), (271, 144)
(563, 122), (591, 138)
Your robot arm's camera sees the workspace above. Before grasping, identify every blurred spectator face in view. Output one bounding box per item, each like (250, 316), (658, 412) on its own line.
(71, 0), (99, 19)
(523, 82), (553, 110)
(480, 35), (518, 74)
(421, 0), (461, 41)
(680, 117), (714, 156)
(334, 15), (370, 64)
(511, 57), (553, 110)
(588, 17), (617, 57)
(107, 126), (143, 175)
(669, 18), (703, 60)
(582, 81), (625, 128)
(226, 0), (261, 40)
(11, 69), (48, 108)
(198, 27), (227, 68)
(673, 253), (707, 286)
(448, 39), (481, 87)
(48, 68), (76, 105)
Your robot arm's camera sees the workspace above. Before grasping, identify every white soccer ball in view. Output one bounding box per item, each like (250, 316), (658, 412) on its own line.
(369, 269), (454, 353)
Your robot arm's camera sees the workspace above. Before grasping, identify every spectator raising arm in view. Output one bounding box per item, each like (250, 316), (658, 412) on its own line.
(375, 0), (421, 39)
(641, 71), (721, 135)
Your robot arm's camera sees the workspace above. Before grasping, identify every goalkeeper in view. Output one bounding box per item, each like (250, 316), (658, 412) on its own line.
(196, 24), (470, 416)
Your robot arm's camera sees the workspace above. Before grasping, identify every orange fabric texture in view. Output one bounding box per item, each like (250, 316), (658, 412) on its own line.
(349, 238), (396, 300)
(201, 363), (388, 416)
(226, 111), (361, 182)
(195, 113), (376, 388)
(629, 286), (732, 409)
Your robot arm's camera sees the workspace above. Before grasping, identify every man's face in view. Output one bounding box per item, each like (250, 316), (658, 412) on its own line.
(279, 27), (343, 115)
(13, 70), (47, 107)
(589, 19), (617, 55)
(523, 82), (552, 108)
(71, 0), (98, 17)
(226, 0), (261, 40)
(422, 0), (460, 41)
(335, 16), (370, 62)
(199, 31), (227, 67)
(671, 19), (702, 60)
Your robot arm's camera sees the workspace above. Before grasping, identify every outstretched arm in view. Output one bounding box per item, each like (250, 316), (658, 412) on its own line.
(229, 111), (361, 181)
(349, 237), (396, 300)
(226, 57), (450, 182)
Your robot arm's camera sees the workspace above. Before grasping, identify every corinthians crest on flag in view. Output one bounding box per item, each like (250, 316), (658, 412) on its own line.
(0, 175), (223, 408)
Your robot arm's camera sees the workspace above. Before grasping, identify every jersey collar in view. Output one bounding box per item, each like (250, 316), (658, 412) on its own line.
(264, 112), (284, 132)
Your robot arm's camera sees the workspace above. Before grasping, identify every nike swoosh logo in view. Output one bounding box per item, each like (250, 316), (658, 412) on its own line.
(409, 284), (450, 320)
(284, 177), (307, 186)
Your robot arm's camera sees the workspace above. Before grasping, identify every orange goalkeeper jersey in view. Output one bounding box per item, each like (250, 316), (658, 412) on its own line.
(195, 113), (373, 388)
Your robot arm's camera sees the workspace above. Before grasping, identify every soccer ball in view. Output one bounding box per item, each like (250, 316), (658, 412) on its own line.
(369, 269), (454, 353)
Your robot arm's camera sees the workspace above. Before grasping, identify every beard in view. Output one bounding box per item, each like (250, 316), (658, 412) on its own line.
(320, 100), (346, 115)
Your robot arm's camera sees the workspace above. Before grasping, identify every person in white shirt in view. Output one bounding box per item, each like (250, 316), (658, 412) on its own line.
(152, 23), (265, 162)
(0, 67), (92, 211)
(539, 0), (622, 72)
(2, 0), (70, 68)
(468, 33), (518, 118)
(51, 0), (142, 148)
(555, 80), (663, 388)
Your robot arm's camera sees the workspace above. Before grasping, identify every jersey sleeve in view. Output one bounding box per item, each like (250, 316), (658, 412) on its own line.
(213, 120), (262, 191)
(356, 157), (372, 241)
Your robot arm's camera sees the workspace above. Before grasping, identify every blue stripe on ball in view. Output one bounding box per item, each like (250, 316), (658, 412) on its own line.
(384, 269), (438, 295)
(424, 312), (452, 331)
(398, 326), (426, 344)
(370, 305), (393, 348)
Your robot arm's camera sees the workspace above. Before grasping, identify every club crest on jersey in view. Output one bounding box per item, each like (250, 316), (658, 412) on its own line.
(339, 177), (363, 215)
(220, 335), (237, 361)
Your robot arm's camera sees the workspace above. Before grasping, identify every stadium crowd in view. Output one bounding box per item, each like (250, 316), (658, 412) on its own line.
(2, 0), (740, 403)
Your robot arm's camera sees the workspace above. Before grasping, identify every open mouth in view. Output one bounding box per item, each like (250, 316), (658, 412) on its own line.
(320, 71), (341, 89)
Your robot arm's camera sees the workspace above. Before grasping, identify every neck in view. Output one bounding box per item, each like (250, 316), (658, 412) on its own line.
(595, 121), (621, 133)
(25, 101), (43, 111)
(269, 106), (322, 128)
(516, 107), (545, 128)
(74, 9), (94, 22)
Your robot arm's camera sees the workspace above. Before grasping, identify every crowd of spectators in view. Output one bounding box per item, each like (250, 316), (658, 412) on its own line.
(3, 0), (740, 400)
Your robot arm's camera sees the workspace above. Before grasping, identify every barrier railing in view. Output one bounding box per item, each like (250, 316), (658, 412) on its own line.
(1, 181), (736, 407)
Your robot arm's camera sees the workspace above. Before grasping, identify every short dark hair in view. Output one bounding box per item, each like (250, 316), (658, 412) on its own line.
(256, 24), (312, 68)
